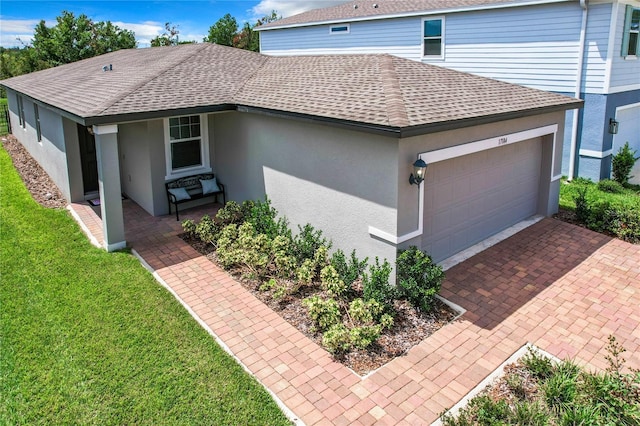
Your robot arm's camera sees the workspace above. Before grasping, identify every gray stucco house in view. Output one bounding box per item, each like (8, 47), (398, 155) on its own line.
(2, 43), (581, 265)
(257, 0), (640, 184)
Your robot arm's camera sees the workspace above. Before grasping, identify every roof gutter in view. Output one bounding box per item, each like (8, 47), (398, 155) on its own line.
(237, 100), (583, 139)
(568, 0), (588, 180)
(84, 105), (236, 126)
(256, 0), (573, 31)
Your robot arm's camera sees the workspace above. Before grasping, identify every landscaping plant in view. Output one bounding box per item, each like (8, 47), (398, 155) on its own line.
(185, 198), (446, 357)
(396, 246), (445, 312)
(612, 142), (639, 185)
(441, 337), (640, 425)
(566, 178), (640, 244)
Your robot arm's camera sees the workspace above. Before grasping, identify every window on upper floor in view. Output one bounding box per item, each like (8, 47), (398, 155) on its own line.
(34, 104), (42, 142)
(330, 24), (350, 34)
(622, 6), (639, 58)
(422, 18), (444, 59)
(164, 114), (210, 178)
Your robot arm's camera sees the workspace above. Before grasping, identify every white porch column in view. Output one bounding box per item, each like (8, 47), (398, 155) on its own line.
(93, 124), (126, 251)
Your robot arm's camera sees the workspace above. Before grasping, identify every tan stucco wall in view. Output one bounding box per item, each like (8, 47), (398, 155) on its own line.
(212, 111), (400, 265)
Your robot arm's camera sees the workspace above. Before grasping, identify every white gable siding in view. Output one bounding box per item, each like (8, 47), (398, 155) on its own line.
(441, 4), (584, 93)
(260, 17), (423, 59)
(261, 3), (595, 93)
(609, 3), (640, 92)
(581, 3), (612, 94)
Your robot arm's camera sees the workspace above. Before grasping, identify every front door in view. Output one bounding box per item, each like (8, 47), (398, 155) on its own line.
(78, 124), (99, 194)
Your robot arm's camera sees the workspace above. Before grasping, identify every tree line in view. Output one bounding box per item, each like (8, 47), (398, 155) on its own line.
(1, 10), (280, 94)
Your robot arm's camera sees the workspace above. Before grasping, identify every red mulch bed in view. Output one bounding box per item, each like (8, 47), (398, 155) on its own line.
(182, 234), (459, 375)
(1, 135), (67, 209)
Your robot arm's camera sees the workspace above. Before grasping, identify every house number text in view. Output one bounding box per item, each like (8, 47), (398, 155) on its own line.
(498, 137), (508, 146)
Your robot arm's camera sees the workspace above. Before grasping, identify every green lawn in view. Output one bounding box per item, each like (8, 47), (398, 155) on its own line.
(1, 98), (8, 135)
(0, 145), (290, 425)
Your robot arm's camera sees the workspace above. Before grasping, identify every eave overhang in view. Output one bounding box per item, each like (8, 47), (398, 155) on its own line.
(256, 0), (574, 32)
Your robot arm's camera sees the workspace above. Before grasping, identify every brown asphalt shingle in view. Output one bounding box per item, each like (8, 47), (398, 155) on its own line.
(257, 0), (546, 29)
(1, 43), (581, 132)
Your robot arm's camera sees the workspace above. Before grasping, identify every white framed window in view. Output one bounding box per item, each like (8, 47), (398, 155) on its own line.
(330, 24), (350, 34)
(34, 104), (42, 142)
(17, 95), (25, 129)
(621, 6), (639, 58)
(164, 114), (210, 179)
(422, 17), (444, 59)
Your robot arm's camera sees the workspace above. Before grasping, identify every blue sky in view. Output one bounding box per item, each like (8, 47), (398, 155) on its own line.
(0, 0), (349, 48)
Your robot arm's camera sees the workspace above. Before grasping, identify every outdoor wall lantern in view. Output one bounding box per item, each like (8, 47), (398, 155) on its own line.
(609, 118), (619, 135)
(409, 158), (428, 185)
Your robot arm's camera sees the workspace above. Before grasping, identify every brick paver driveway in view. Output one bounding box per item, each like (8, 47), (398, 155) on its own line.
(71, 201), (640, 425)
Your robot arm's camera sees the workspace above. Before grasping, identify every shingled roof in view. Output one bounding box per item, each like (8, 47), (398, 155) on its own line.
(1, 43), (581, 136)
(257, 0), (565, 30)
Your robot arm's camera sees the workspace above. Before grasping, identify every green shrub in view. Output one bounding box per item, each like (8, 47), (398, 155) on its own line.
(296, 259), (316, 285)
(294, 245), (330, 284)
(244, 198), (290, 239)
(302, 296), (341, 332)
(396, 246), (444, 312)
(291, 224), (330, 263)
(313, 245), (329, 269)
(581, 201), (640, 243)
(598, 178), (624, 194)
(607, 206), (640, 244)
(559, 406), (601, 425)
(215, 224), (240, 268)
(271, 235), (296, 278)
(522, 347), (554, 380)
(320, 265), (347, 297)
(543, 369), (578, 413)
(612, 142), (639, 185)
(195, 214), (217, 245)
(580, 336), (640, 424)
(362, 257), (395, 311)
(512, 401), (550, 425)
(442, 337), (640, 426)
(215, 201), (245, 227)
(574, 186), (590, 223)
(348, 298), (383, 324)
(349, 325), (383, 350)
(181, 219), (197, 237)
(322, 324), (351, 354)
(329, 249), (368, 288)
(215, 222), (273, 276)
(469, 395), (510, 423)
(506, 373), (527, 400)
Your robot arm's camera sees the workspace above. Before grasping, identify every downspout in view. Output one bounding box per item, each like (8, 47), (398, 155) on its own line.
(568, 0), (588, 180)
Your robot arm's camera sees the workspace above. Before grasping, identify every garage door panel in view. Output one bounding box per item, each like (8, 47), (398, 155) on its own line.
(422, 138), (542, 263)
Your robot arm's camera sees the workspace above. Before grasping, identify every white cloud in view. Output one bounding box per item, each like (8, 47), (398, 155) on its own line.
(113, 21), (163, 47)
(0, 19), (44, 48)
(114, 21), (204, 47)
(251, 0), (350, 19)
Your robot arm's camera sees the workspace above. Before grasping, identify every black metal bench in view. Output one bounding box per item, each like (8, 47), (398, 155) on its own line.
(165, 173), (225, 221)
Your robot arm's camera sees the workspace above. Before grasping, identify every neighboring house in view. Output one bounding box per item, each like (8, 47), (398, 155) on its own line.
(1, 43), (581, 266)
(257, 0), (640, 183)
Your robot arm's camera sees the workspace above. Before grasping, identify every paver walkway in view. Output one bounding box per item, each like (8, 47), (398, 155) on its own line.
(70, 200), (640, 425)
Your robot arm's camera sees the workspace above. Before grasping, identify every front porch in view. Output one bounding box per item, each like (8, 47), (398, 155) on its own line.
(69, 199), (221, 270)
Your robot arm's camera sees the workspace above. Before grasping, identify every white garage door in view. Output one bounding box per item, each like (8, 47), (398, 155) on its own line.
(613, 105), (640, 185)
(422, 138), (542, 262)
